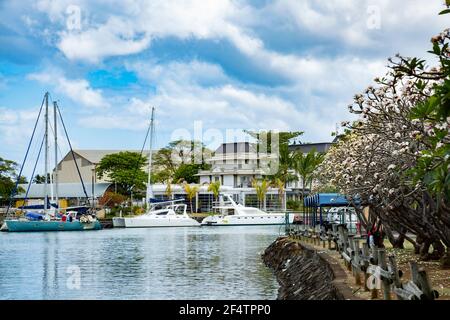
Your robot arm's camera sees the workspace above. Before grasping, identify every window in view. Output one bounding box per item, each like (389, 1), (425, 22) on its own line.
(156, 210), (169, 216)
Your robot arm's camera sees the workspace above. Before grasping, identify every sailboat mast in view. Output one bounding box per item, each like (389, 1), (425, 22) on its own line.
(44, 92), (49, 212)
(53, 101), (59, 209)
(146, 107), (155, 203)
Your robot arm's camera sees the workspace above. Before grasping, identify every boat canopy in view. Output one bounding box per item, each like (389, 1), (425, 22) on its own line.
(303, 193), (350, 208)
(25, 212), (45, 221)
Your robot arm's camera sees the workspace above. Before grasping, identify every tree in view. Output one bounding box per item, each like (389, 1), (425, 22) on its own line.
(295, 149), (324, 200)
(252, 179), (270, 210)
(173, 163), (208, 184)
(152, 140), (211, 183)
(98, 191), (127, 207)
(318, 13), (450, 263)
(0, 156), (25, 200)
(244, 130), (303, 153)
(33, 173), (50, 184)
(272, 178), (286, 211)
(96, 152), (147, 196)
(207, 180), (221, 201)
(165, 179), (173, 199)
(183, 183), (199, 214)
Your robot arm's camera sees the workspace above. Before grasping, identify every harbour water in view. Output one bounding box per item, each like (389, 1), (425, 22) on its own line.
(0, 226), (282, 299)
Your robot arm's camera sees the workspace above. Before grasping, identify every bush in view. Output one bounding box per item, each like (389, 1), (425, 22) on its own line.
(287, 200), (302, 211)
(99, 191), (127, 207)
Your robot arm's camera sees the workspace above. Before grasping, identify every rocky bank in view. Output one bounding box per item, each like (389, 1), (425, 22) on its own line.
(262, 236), (350, 300)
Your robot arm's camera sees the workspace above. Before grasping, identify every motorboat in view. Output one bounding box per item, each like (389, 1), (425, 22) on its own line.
(201, 194), (297, 226)
(112, 199), (200, 228)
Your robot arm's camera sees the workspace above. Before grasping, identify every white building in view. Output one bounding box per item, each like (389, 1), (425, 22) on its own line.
(197, 142), (277, 187)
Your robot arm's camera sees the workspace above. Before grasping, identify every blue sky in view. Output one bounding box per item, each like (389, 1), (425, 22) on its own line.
(0, 0), (449, 177)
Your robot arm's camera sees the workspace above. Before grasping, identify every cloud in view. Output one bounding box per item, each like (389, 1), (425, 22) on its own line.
(79, 59), (363, 143)
(27, 69), (109, 108)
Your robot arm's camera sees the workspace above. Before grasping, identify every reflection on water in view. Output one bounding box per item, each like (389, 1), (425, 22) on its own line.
(0, 226), (283, 299)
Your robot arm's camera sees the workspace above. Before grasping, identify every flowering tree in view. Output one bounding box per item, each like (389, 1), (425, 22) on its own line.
(318, 21), (450, 264)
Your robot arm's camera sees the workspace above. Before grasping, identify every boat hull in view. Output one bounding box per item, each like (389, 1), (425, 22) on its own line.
(114, 216), (200, 228)
(4, 220), (102, 232)
(201, 213), (295, 226)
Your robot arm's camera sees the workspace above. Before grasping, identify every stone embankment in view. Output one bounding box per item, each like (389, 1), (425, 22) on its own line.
(262, 236), (354, 300)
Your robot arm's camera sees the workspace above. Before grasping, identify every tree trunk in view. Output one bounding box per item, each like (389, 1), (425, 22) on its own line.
(384, 225), (405, 249)
(419, 239), (433, 261)
(441, 246), (450, 269)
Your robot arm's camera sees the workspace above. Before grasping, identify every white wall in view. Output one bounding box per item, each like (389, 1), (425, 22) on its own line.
(222, 175), (234, 187)
(199, 176), (210, 185)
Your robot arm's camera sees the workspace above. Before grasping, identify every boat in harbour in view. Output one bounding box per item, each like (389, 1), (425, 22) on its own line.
(201, 194), (297, 226)
(112, 199), (200, 228)
(1, 92), (101, 232)
(112, 107), (200, 228)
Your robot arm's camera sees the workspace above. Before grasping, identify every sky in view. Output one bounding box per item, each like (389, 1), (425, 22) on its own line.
(0, 0), (449, 178)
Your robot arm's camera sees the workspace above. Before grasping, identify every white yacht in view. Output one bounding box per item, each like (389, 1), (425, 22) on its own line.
(112, 199), (200, 228)
(201, 194), (297, 226)
(112, 108), (199, 228)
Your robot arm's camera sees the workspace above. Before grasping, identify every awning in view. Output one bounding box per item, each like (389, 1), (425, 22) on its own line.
(303, 193), (351, 207)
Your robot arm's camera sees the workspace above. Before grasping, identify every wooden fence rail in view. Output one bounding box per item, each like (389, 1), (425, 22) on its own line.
(288, 223), (439, 300)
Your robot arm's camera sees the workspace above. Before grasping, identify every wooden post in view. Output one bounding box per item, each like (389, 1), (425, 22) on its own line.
(370, 246), (379, 299)
(409, 261), (420, 287)
(388, 255), (402, 300)
(370, 246), (378, 265)
(353, 239), (362, 285)
(378, 249), (391, 300)
(417, 269), (438, 300)
(362, 243), (370, 291)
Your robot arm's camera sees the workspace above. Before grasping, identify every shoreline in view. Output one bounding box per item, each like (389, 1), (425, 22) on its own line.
(262, 236), (357, 300)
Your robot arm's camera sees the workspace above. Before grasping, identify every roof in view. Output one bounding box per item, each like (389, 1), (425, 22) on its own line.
(14, 183), (112, 198)
(72, 150), (144, 164)
(304, 193), (350, 207)
(288, 142), (333, 154)
(214, 142), (256, 154)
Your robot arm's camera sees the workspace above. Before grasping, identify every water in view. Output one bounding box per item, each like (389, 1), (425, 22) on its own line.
(0, 226), (282, 299)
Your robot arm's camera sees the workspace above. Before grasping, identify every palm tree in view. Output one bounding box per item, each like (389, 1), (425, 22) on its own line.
(252, 178), (270, 210)
(272, 178), (286, 211)
(276, 144), (298, 183)
(294, 149), (324, 201)
(183, 182), (199, 214)
(165, 178), (173, 199)
(207, 180), (221, 202)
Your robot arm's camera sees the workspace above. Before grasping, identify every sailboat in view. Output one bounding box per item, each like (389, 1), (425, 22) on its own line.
(112, 107), (200, 228)
(1, 93), (101, 232)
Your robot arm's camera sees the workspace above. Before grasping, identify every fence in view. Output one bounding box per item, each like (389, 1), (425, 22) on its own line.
(288, 224), (439, 300)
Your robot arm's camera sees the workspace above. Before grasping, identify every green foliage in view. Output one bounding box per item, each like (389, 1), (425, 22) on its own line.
(173, 163), (210, 184)
(96, 152), (147, 193)
(207, 180), (221, 200)
(152, 140), (211, 183)
(401, 26), (450, 202)
(294, 148), (325, 196)
(286, 199), (302, 211)
(243, 130), (303, 153)
(33, 173), (50, 184)
(183, 183), (199, 213)
(252, 178), (270, 209)
(0, 156), (25, 199)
